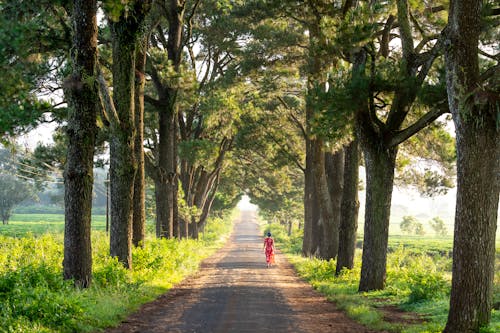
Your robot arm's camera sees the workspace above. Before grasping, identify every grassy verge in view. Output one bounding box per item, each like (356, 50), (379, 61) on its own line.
(262, 223), (500, 333)
(0, 210), (236, 332)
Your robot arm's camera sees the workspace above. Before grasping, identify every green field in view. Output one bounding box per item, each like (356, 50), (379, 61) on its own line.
(1, 214), (107, 237)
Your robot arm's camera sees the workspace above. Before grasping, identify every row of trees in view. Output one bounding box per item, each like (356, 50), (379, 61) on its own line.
(1, 0), (498, 332)
(400, 215), (448, 236)
(239, 2), (498, 331)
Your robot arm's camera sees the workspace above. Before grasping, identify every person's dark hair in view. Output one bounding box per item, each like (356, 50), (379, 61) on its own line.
(267, 232), (271, 237)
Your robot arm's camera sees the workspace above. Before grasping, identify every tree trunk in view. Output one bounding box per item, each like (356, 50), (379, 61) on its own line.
(62, 0), (98, 288)
(302, 136), (314, 256)
(156, 107), (176, 238)
(109, 1), (151, 267)
(132, 38), (147, 248)
(302, 18), (328, 258)
(358, 140), (397, 291)
(312, 140), (338, 260)
(444, 1), (500, 331)
(197, 177), (219, 234)
(173, 117), (180, 238)
(324, 149), (344, 259)
(154, 0), (185, 239)
(303, 137), (322, 257)
(109, 24), (136, 268)
(336, 138), (359, 274)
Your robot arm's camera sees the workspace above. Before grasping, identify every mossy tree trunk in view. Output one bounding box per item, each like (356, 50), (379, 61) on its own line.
(148, 0), (186, 239)
(358, 134), (397, 291)
(132, 37), (147, 247)
(62, 0), (98, 288)
(302, 136), (316, 256)
(444, 0), (500, 331)
(109, 1), (151, 268)
(322, 149), (344, 260)
(336, 138), (359, 274)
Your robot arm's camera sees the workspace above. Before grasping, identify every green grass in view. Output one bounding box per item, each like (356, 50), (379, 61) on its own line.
(262, 223), (500, 333)
(0, 210), (236, 332)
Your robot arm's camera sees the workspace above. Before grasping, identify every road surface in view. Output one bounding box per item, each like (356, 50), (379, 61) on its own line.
(106, 210), (378, 333)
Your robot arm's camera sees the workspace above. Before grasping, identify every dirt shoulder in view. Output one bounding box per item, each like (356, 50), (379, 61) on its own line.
(105, 211), (382, 333)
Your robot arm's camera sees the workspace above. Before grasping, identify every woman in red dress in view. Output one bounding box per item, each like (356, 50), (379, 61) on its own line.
(263, 232), (275, 268)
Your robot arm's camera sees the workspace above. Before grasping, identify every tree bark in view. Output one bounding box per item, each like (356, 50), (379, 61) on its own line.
(109, 2), (151, 268)
(62, 0), (98, 288)
(154, 0), (185, 239)
(358, 135), (397, 291)
(444, 0), (500, 331)
(336, 138), (359, 274)
(132, 37), (147, 248)
(157, 105), (176, 238)
(109, 21), (136, 268)
(302, 135), (315, 256)
(323, 149), (344, 259)
(303, 139), (322, 257)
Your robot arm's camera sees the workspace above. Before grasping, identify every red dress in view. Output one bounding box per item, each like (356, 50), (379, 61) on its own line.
(264, 237), (275, 264)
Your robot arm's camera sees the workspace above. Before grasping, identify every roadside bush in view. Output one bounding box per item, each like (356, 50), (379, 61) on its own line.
(0, 212), (235, 332)
(0, 263), (84, 332)
(93, 256), (130, 288)
(407, 271), (449, 303)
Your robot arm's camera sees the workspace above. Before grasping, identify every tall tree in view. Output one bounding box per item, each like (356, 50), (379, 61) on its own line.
(107, 0), (151, 268)
(143, 0), (189, 239)
(443, 0), (500, 331)
(62, 0), (98, 287)
(352, 1), (449, 291)
(132, 35), (148, 247)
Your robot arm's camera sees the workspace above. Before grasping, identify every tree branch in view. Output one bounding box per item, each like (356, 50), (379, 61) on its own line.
(415, 31), (446, 84)
(387, 100), (448, 147)
(380, 15), (395, 58)
(397, 0), (415, 60)
(265, 131), (305, 173)
(414, 34), (439, 54)
(144, 94), (162, 108)
(277, 96), (307, 139)
(480, 63), (500, 83)
(148, 60), (166, 98)
(96, 65), (119, 126)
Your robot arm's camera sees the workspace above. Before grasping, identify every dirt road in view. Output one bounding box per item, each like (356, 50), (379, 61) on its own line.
(106, 210), (378, 333)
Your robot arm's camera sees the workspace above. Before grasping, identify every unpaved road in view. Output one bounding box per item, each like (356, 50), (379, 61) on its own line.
(106, 211), (379, 333)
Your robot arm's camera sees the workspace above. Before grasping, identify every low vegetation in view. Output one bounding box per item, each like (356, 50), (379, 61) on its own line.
(0, 212), (235, 332)
(263, 223), (500, 333)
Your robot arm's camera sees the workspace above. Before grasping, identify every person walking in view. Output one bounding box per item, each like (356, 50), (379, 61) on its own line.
(263, 232), (275, 268)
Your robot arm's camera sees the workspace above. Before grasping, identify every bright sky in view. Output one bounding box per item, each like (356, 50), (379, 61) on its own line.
(17, 122), (56, 149)
(237, 194), (258, 211)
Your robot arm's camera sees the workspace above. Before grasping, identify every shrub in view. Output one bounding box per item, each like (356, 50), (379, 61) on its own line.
(407, 271), (449, 303)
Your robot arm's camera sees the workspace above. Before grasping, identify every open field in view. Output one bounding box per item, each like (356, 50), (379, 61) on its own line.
(1, 214), (107, 237)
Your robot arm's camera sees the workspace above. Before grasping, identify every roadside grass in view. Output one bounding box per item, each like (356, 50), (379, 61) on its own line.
(262, 223), (500, 333)
(0, 211), (236, 332)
